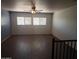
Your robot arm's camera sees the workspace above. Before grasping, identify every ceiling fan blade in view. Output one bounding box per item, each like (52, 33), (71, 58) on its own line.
(23, 10), (31, 12)
(35, 10), (43, 13)
(36, 10), (43, 11)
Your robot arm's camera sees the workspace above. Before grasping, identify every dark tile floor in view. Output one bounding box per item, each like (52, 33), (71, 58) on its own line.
(1, 35), (53, 59)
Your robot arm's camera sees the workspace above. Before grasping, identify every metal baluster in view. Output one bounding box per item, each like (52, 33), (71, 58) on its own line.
(73, 42), (77, 59)
(62, 42), (65, 59)
(59, 42), (62, 59)
(56, 42), (58, 59)
(66, 42), (69, 59)
(52, 38), (55, 59)
(70, 42), (72, 59)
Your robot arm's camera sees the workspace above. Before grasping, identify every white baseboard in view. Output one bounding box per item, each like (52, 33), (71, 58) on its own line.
(1, 35), (11, 44)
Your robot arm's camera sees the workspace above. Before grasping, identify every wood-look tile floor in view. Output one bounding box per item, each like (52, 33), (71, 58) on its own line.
(1, 35), (53, 59)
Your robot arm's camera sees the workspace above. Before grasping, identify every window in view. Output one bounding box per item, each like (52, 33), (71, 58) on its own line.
(33, 18), (40, 25)
(33, 17), (46, 25)
(17, 17), (47, 25)
(40, 18), (46, 25)
(17, 17), (31, 25)
(17, 17), (24, 25)
(25, 17), (31, 25)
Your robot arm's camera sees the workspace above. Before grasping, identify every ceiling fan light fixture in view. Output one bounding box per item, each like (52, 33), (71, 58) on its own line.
(31, 10), (36, 14)
(31, 6), (36, 14)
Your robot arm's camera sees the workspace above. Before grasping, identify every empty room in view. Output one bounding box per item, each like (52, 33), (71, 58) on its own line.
(1, 0), (77, 59)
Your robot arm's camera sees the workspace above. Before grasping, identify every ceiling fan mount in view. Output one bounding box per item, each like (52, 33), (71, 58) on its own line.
(32, 6), (36, 11)
(31, 6), (36, 14)
(30, 0), (43, 14)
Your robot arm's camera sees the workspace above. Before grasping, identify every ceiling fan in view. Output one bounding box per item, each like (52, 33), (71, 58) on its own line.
(29, 0), (43, 14)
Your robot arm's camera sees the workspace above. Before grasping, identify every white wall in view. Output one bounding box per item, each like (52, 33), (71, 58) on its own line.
(52, 5), (77, 40)
(11, 12), (52, 35)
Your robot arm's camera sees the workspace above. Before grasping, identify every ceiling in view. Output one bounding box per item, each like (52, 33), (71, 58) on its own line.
(1, 0), (77, 13)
